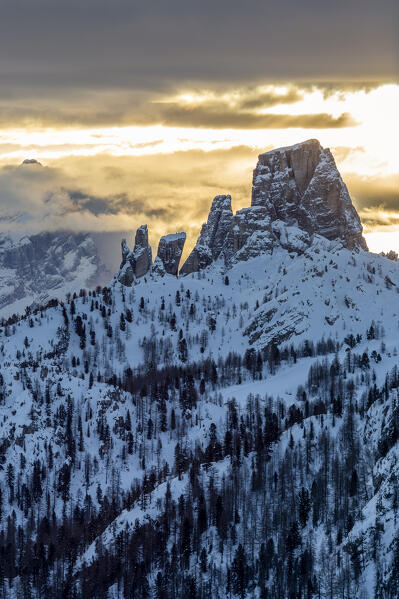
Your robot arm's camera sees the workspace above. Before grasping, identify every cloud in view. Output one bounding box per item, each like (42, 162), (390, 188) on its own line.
(344, 173), (399, 228)
(153, 103), (356, 129)
(0, 85), (357, 130)
(238, 88), (304, 110)
(295, 81), (388, 99)
(330, 145), (366, 163)
(0, 0), (397, 135)
(0, 147), (257, 262)
(0, 0), (397, 98)
(65, 190), (170, 218)
(2, 150), (398, 232)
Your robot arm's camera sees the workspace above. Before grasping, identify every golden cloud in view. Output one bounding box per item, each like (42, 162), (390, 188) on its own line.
(152, 103), (356, 129)
(0, 84), (358, 129)
(345, 173), (399, 228)
(0, 147), (256, 263)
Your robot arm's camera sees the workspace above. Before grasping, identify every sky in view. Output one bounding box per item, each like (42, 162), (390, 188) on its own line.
(0, 0), (398, 259)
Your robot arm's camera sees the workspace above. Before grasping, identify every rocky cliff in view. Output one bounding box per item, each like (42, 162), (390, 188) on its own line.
(157, 232), (186, 275)
(118, 225), (153, 285)
(117, 139), (367, 285)
(180, 195), (232, 275)
(118, 227), (187, 283)
(251, 139), (366, 250)
(178, 140), (366, 276)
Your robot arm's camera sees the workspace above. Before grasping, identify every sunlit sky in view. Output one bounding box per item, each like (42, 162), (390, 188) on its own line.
(0, 0), (398, 258)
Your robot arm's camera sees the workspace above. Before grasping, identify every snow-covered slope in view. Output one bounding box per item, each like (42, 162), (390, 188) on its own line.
(1, 140), (399, 598)
(0, 236), (398, 597)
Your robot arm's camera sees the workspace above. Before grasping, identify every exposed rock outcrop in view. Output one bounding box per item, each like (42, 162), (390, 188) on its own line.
(251, 139), (367, 250)
(21, 158), (42, 166)
(118, 225), (152, 284)
(118, 140), (367, 283)
(132, 225), (152, 277)
(118, 261), (134, 286)
(118, 228), (186, 284)
(150, 256), (166, 278)
(227, 206), (273, 263)
(180, 195), (233, 275)
(121, 238), (130, 267)
(157, 233), (186, 275)
(178, 140), (366, 275)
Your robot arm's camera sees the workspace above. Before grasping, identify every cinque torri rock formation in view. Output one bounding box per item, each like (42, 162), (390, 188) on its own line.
(117, 139), (367, 285)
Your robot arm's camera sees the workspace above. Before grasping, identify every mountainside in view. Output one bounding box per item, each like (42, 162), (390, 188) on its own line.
(0, 231), (111, 318)
(1, 140), (399, 598)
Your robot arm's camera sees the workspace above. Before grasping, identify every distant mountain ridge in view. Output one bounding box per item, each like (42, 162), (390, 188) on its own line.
(0, 231), (110, 317)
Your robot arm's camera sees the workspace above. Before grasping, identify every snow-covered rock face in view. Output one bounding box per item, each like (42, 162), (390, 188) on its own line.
(181, 140), (367, 275)
(180, 195), (233, 275)
(132, 225), (152, 277)
(118, 140), (367, 286)
(120, 226), (186, 283)
(0, 232), (109, 317)
(118, 224), (153, 284)
(251, 139), (367, 250)
(156, 232), (186, 275)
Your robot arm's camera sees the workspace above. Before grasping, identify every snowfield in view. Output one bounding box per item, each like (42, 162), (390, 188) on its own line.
(0, 236), (399, 597)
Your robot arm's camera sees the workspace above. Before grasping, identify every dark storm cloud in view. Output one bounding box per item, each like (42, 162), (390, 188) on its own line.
(0, 0), (397, 101)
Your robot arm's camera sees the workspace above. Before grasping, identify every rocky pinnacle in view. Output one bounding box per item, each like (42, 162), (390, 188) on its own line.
(251, 139), (367, 250)
(118, 225), (153, 285)
(117, 140), (367, 285)
(180, 195), (233, 275)
(157, 233), (186, 276)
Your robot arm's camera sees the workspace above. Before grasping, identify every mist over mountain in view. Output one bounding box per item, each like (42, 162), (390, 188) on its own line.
(0, 158), (132, 316)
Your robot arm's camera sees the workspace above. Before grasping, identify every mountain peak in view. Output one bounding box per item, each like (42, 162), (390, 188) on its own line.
(21, 158), (42, 166)
(252, 138), (366, 250)
(117, 140), (367, 284)
(260, 137), (321, 157)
